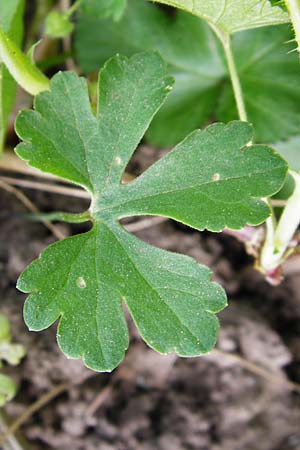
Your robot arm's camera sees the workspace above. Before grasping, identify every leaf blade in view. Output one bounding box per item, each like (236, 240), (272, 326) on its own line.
(15, 52), (288, 372)
(16, 52), (174, 193)
(19, 221), (226, 369)
(101, 122), (288, 231)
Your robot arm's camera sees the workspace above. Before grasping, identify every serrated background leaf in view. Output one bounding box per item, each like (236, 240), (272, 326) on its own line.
(75, 1), (300, 146)
(151, 0), (289, 33)
(0, 0), (24, 151)
(75, 0), (225, 146)
(274, 136), (300, 172)
(16, 52), (288, 371)
(217, 25), (300, 142)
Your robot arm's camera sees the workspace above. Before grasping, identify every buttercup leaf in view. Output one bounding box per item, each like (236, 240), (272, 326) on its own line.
(16, 52), (288, 371)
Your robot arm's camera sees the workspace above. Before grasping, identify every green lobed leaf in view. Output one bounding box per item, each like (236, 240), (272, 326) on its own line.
(151, 0), (289, 33)
(75, 1), (300, 146)
(0, 0), (24, 150)
(15, 52), (288, 371)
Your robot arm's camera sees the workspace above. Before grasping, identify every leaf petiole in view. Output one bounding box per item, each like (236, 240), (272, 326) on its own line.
(26, 211), (92, 224)
(66, 0), (83, 18)
(211, 26), (248, 122)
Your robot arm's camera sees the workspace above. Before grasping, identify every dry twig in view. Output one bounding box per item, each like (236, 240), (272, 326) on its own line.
(0, 179), (66, 240)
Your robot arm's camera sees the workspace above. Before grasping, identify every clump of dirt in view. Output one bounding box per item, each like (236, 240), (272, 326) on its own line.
(1, 145), (300, 450)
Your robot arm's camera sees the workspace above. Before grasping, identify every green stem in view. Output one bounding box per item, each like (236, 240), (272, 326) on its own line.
(211, 26), (248, 122)
(285, 0), (300, 54)
(261, 171), (300, 272)
(222, 35), (248, 121)
(27, 211), (92, 224)
(65, 0), (83, 18)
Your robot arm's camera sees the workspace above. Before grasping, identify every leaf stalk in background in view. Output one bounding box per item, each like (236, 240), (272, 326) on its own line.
(208, 13), (299, 282)
(210, 25), (248, 122)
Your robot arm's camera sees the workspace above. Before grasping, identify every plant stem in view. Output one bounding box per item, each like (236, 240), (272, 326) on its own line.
(260, 208), (277, 272)
(27, 210), (92, 224)
(222, 36), (247, 121)
(261, 171), (300, 272)
(285, 0), (300, 54)
(211, 27), (248, 122)
(65, 0), (83, 18)
(274, 172), (300, 252)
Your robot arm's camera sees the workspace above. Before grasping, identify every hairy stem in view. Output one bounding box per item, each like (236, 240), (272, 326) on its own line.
(274, 172), (300, 252)
(261, 171), (300, 272)
(285, 0), (300, 53)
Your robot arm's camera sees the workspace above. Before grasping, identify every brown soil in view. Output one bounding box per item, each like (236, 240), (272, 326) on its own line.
(1, 145), (300, 450)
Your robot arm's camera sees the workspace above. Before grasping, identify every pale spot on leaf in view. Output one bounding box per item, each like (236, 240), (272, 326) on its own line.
(77, 277), (86, 289)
